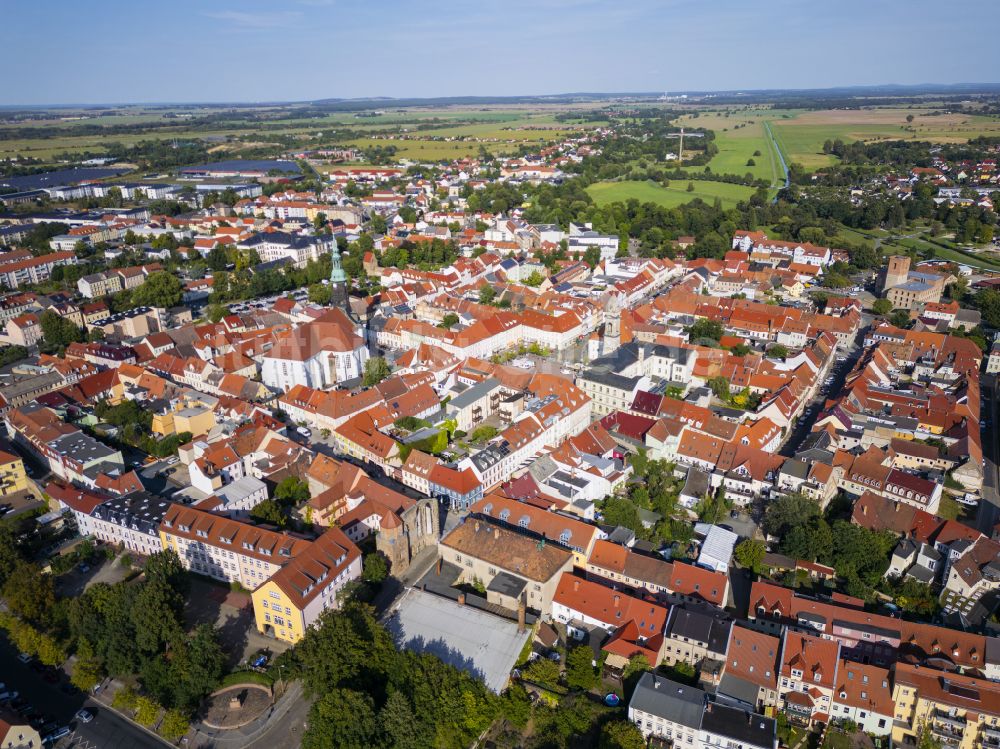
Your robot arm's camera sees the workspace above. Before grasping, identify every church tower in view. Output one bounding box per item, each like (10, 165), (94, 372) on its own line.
(602, 295), (622, 356)
(329, 248), (350, 312)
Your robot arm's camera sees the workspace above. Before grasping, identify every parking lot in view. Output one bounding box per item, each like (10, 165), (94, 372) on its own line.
(0, 637), (166, 749)
(184, 576), (289, 669)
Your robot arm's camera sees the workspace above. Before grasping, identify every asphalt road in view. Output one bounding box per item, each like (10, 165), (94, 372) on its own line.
(976, 373), (1000, 534)
(0, 638), (168, 749)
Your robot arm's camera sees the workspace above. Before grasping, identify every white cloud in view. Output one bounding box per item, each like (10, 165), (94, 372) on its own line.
(202, 10), (302, 31)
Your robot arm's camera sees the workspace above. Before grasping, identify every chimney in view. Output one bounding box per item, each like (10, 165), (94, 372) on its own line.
(494, 528), (500, 540)
(436, 557), (442, 575)
(457, 593), (466, 606)
(474, 521), (480, 532)
(614, 594), (621, 606)
(517, 594), (527, 633)
(573, 579), (580, 592)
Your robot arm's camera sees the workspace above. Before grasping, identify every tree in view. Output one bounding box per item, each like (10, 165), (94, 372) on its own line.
(274, 476), (310, 505)
(767, 344), (788, 360)
(890, 309), (912, 328)
(598, 720), (646, 749)
(763, 493), (820, 537)
(39, 310), (85, 350)
(0, 345), (27, 367)
(206, 303), (227, 323)
(70, 637), (103, 692)
(250, 499), (286, 527)
(583, 245), (602, 269)
(159, 709), (190, 742)
(565, 645), (598, 691)
(734, 539), (766, 572)
(707, 376), (731, 400)
(362, 552), (388, 584)
(600, 497), (643, 535)
(478, 283), (496, 305)
(132, 271), (182, 309)
(686, 318), (723, 343)
(308, 283), (332, 305)
(438, 312), (459, 329)
(746, 158), (756, 167)
(362, 356), (391, 387)
(379, 691), (429, 749)
(523, 654), (561, 686)
(872, 298), (893, 316)
(469, 425), (499, 443)
(304, 688), (379, 749)
(523, 269), (545, 287)
(2, 562), (55, 625)
(500, 683), (531, 728)
(686, 182), (695, 192)
(977, 288), (1000, 328)
(134, 695), (160, 726)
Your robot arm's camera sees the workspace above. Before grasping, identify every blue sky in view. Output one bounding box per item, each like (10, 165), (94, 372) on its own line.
(5, 0), (999, 105)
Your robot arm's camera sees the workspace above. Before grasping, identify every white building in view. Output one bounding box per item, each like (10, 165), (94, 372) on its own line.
(261, 308), (369, 391)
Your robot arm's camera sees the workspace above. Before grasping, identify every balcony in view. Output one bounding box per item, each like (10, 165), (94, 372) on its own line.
(930, 723), (964, 746)
(983, 725), (1000, 744)
(933, 710), (966, 731)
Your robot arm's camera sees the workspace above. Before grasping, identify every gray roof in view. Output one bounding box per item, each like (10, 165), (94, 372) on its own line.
(666, 608), (732, 656)
(50, 432), (119, 464)
(780, 458), (810, 480)
(448, 377), (501, 411)
(716, 673), (763, 709)
(486, 571), (527, 598)
(680, 466), (710, 499)
(629, 673), (706, 729)
(701, 702), (775, 748)
(92, 492), (175, 537)
(383, 587), (530, 694)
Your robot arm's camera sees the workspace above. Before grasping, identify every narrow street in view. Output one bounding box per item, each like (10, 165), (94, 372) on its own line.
(976, 373), (1000, 534)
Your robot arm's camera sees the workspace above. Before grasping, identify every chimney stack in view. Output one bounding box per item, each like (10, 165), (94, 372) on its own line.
(458, 593), (466, 606)
(573, 579), (580, 592)
(517, 594), (527, 633)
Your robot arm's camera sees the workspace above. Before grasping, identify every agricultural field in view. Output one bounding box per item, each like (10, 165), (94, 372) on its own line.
(673, 108), (793, 185)
(586, 178), (756, 209)
(677, 106), (1000, 174)
(0, 104), (600, 165)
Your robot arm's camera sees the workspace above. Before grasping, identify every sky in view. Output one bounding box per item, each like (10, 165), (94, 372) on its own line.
(4, 0), (1000, 105)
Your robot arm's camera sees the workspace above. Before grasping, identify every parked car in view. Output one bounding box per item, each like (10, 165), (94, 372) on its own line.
(16, 652), (31, 664)
(75, 709), (94, 724)
(297, 426), (312, 438)
(43, 727), (70, 745)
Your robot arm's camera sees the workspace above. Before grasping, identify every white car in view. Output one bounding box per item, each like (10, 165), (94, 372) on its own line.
(297, 426), (312, 438)
(75, 709), (94, 724)
(16, 653), (31, 664)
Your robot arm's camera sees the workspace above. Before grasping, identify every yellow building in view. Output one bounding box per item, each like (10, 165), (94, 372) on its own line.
(158, 504), (362, 646)
(0, 448), (28, 495)
(249, 527), (361, 644)
(151, 393), (218, 437)
(891, 662), (1000, 749)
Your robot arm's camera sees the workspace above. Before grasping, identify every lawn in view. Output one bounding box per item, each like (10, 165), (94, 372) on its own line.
(586, 178), (756, 209)
(674, 109), (789, 185)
